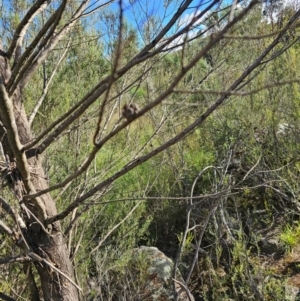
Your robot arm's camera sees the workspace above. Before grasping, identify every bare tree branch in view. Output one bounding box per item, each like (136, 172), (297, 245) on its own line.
(27, 252), (83, 293)
(224, 32), (280, 39)
(0, 196), (27, 230)
(8, 0), (68, 95)
(6, 0), (51, 60)
(174, 78), (300, 96)
(48, 0), (300, 225)
(24, 2), (235, 201)
(0, 220), (13, 235)
(0, 196), (16, 220)
(93, 0), (125, 144)
(89, 201), (142, 255)
(18, 0), (228, 202)
(0, 292), (17, 301)
(45, 0), (261, 224)
(81, 0), (116, 17)
(172, 278), (194, 301)
(137, 0), (193, 56)
(28, 38), (71, 126)
(0, 255), (32, 264)
(0, 79), (46, 220)
(22, 0), (217, 153)
(14, 0), (90, 92)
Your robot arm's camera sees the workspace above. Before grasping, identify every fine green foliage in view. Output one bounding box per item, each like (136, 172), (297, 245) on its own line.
(280, 222), (300, 250)
(2, 1), (300, 300)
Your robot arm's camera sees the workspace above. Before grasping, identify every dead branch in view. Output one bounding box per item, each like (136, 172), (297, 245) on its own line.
(0, 255), (32, 264)
(6, 0), (50, 59)
(8, 1), (67, 94)
(0, 79), (46, 220)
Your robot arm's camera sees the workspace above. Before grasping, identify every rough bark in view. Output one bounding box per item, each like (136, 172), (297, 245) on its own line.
(0, 45), (79, 301)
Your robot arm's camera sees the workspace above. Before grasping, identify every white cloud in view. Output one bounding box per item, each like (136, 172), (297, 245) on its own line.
(161, 11), (207, 51)
(178, 10), (205, 28)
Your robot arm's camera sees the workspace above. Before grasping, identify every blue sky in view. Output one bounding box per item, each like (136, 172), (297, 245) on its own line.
(89, 0), (216, 49)
(112, 0), (209, 28)
(0, 0), (222, 50)
(85, 0), (213, 32)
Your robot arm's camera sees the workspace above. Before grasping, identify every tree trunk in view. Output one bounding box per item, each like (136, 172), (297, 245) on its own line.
(0, 46), (79, 301)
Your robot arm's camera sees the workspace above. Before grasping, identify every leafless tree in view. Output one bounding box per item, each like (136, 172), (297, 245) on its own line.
(0, 0), (299, 300)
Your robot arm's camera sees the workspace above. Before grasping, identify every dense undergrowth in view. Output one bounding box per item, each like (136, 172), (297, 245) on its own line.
(1, 1), (300, 300)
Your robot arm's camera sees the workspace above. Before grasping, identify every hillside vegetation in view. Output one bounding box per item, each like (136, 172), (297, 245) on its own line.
(1, 0), (300, 300)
